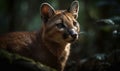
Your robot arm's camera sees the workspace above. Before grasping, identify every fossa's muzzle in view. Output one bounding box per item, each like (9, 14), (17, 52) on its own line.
(63, 28), (78, 42)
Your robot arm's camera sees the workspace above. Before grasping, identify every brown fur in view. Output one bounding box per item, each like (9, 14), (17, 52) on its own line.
(0, 1), (80, 71)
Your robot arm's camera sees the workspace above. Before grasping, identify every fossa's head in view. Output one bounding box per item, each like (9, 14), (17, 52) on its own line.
(40, 1), (80, 43)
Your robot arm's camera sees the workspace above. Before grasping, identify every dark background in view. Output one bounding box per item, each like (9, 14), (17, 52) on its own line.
(0, 0), (120, 71)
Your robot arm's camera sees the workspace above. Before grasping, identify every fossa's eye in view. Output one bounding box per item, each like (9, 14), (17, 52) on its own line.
(56, 23), (66, 29)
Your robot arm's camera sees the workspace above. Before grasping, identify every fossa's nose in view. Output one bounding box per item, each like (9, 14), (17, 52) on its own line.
(71, 33), (77, 39)
(69, 29), (78, 39)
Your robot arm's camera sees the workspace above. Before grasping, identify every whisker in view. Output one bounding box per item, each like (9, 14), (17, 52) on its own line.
(79, 32), (86, 35)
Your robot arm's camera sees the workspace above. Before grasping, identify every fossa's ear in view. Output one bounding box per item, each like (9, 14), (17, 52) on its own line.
(40, 3), (55, 23)
(68, 1), (79, 19)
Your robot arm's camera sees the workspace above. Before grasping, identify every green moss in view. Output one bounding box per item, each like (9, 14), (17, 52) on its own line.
(0, 49), (56, 71)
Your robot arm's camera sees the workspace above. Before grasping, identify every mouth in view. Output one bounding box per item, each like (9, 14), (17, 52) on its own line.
(69, 38), (76, 42)
(63, 33), (78, 43)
